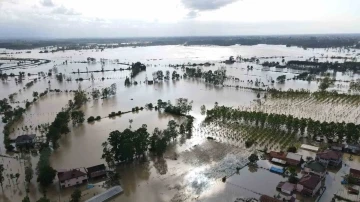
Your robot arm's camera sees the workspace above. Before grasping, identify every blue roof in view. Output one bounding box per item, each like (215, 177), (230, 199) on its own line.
(270, 166), (284, 174)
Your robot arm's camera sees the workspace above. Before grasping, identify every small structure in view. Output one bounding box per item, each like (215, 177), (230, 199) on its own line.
(86, 164), (107, 179)
(85, 186), (123, 202)
(286, 152), (303, 166)
(269, 151), (287, 160)
(58, 169), (88, 188)
(15, 134), (36, 147)
(296, 174), (322, 196)
(259, 195), (282, 202)
(147, 80), (154, 85)
(277, 181), (296, 195)
(331, 143), (344, 151)
(345, 144), (360, 154)
(316, 150), (342, 167)
(271, 158), (286, 165)
(270, 166), (284, 174)
(300, 144), (319, 152)
(303, 161), (326, 177)
(350, 168), (360, 184)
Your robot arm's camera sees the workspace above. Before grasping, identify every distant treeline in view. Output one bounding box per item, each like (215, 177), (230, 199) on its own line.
(287, 60), (360, 73)
(1, 34), (360, 50)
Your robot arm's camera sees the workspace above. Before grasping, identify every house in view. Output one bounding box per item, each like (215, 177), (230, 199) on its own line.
(330, 143), (344, 151)
(316, 150), (342, 167)
(277, 182), (296, 195)
(58, 169), (88, 188)
(269, 151), (287, 160)
(15, 134), (36, 147)
(286, 152), (303, 166)
(349, 168), (360, 184)
(303, 161), (326, 177)
(345, 144), (360, 154)
(259, 195), (282, 202)
(296, 174), (322, 196)
(86, 164), (107, 179)
(300, 144), (319, 152)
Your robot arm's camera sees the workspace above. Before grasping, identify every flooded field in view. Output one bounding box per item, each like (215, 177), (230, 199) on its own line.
(1, 44), (360, 202)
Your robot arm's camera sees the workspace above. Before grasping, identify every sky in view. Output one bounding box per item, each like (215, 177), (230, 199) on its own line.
(0, 0), (360, 38)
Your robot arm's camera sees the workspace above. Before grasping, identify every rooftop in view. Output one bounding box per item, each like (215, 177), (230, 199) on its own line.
(301, 144), (319, 152)
(350, 168), (360, 178)
(316, 150), (342, 160)
(304, 160), (326, 173)
(259, 195), (282, 202)
(298, 174), (321, 190)
(286, 152), (302, 161)
(15, 134), (36, 142)
(269, 151), (287, 160)
(87, 164), (106, 174)
(58, 169), (87, 182)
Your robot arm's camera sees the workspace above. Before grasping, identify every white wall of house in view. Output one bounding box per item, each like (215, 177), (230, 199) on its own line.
(304, 167), (325, 177)
(313, 181), (321, 195)
(60, 175), (88, 188)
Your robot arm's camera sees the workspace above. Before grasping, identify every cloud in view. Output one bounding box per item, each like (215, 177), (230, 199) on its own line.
(52, 6), (81, 15)
(40, 0), (55, 7)
(187, 10), (199, 19)
(182, 0), (239, 11)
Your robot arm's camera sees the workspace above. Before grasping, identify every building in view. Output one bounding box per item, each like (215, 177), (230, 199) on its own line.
(286, 152), (303, 166)
(58, 169), (88, 188)
(350, 168), (360, 184)
(277, 182), (296, 195)
(259, 195), (282, 202)
(86, 164), (107, 179)
(330, 143), (344, 151)
(300, 144), (319, 152)
(15, 134), (36, 147)
(316, 150), (342, 167)
(303, 161), (326, 177)
(269, 151), (287, 160)
(345, 144), (360, 154)
(296, 174), (322, 196)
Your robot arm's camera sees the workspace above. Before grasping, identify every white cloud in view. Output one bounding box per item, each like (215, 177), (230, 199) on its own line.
(52, 5), (81, 15)
(40, 0), (55, 7)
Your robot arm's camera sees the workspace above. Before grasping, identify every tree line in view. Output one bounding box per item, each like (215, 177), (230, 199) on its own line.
(184, 67), (226, 85)
(206, 106), (360, 143)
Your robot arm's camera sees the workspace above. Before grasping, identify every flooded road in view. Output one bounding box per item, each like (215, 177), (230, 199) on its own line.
(1, 45), (360, 202)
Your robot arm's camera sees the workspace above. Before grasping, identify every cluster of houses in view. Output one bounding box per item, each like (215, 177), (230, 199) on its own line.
(261, 147), (344, 201)
(57, 164), (107, 188)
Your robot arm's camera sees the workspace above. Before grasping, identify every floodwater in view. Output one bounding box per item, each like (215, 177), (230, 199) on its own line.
(0, 44), (360, 202)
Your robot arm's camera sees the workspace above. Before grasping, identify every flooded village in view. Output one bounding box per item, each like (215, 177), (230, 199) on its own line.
(1, 40), (360, 202)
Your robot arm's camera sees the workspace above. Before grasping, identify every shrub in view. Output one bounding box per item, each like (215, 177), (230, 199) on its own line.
(95, 116), (101, 120)
(116, 111), (122, 115)
(287, 146), (297, 153)
(87, 116), (95, 122)
(245, 140), (254, 148)
(109, 112), (116, 117)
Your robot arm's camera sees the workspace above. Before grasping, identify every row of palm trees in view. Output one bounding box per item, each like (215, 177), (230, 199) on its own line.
(206, 106), (360, 144)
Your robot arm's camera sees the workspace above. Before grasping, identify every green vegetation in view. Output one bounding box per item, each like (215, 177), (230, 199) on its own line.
(184, 67), (226, 85)
(71, 110), (85, 125)
(70, 188), (82, 202)
(73, 86), (88, 107)
(101, 83), (117, 98)
(318, 76), (334, 91)
(0, 164), (4, 189)
(131, 62), (146, 78)
(46, 111), (70, 148)
(248, 153), (259, 164)
(37, 147), (57, 192)
(206, 105), (360, 148)
(276, 75), (286, 83)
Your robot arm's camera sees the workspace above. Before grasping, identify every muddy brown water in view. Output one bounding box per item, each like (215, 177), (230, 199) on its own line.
(0, 45), (360, 202)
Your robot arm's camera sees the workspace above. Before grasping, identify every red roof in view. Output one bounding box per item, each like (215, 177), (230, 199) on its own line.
(316, 150), (342, 160)
(269, 151), (287, 160)
(350, 168), (360, 178)
(298, 174), (321, 190)
(57, 169), (87, 182)
(259, 195), (282, 202)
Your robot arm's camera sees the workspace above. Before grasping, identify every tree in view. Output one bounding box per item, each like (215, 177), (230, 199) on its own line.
(70, 188), (82, 202)
(36, 197), (50, 202)
(25, 166), (34, 185)
(276, 75), (286, 83)
(32, 91), (39, 98)
(248, 153), (259, 164)
(37, 165), (56, 189)
(257, 93), (260, 99)
(200, 105), (206, 115)
(15, 173), (20, 183)
(166, 120), (178, 141)
(319, 76), (333, 91)
(22, 196), (30, 202)
(71, 110), (85, 126)
(91, 88), (100, 99)
(74, 86), (87, 107)
(0, 164), (4, 190)
(179, 124), (185, 134)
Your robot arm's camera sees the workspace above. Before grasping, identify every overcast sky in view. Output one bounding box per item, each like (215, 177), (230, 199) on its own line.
(0, 0), (359, 38)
